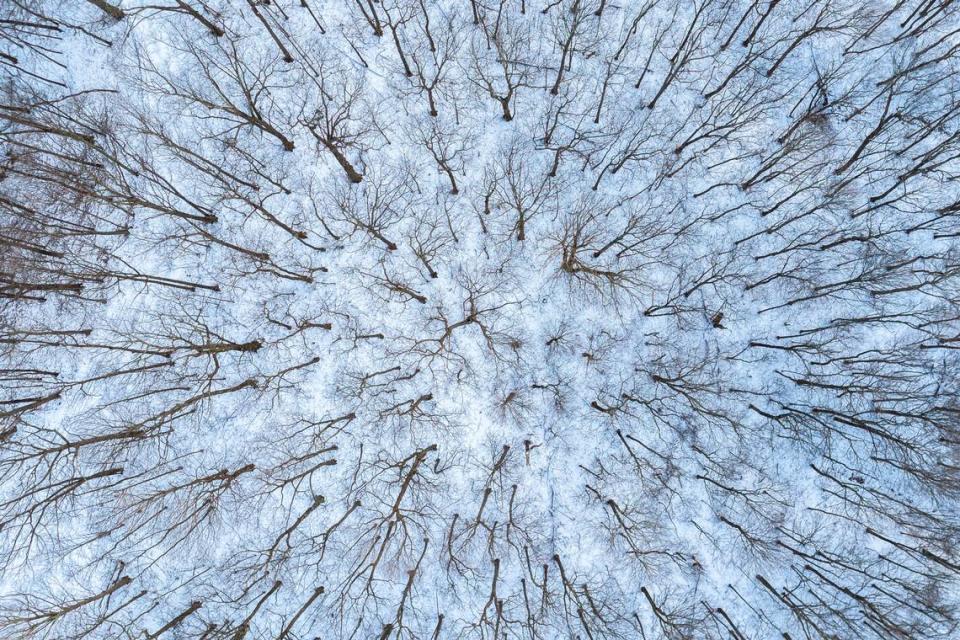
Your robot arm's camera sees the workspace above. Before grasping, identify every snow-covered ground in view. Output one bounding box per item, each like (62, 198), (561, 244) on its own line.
(1, 1), (959, 638)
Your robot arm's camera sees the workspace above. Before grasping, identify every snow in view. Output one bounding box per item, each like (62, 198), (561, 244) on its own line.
(1, 0), (959, 638)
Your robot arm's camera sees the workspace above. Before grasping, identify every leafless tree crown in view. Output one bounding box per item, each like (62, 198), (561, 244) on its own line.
(2, 0), (960, 638)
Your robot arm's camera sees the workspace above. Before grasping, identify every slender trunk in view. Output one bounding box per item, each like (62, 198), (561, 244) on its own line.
(321, 139), (363, 183)
(246, 0), (295, 63)
(499, 97), (513, 121)
(176, 1), (225, 37)
(84, 0), (125, 20)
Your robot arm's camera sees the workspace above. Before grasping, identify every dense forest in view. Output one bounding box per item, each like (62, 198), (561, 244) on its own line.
(2, 0), (960, 638)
